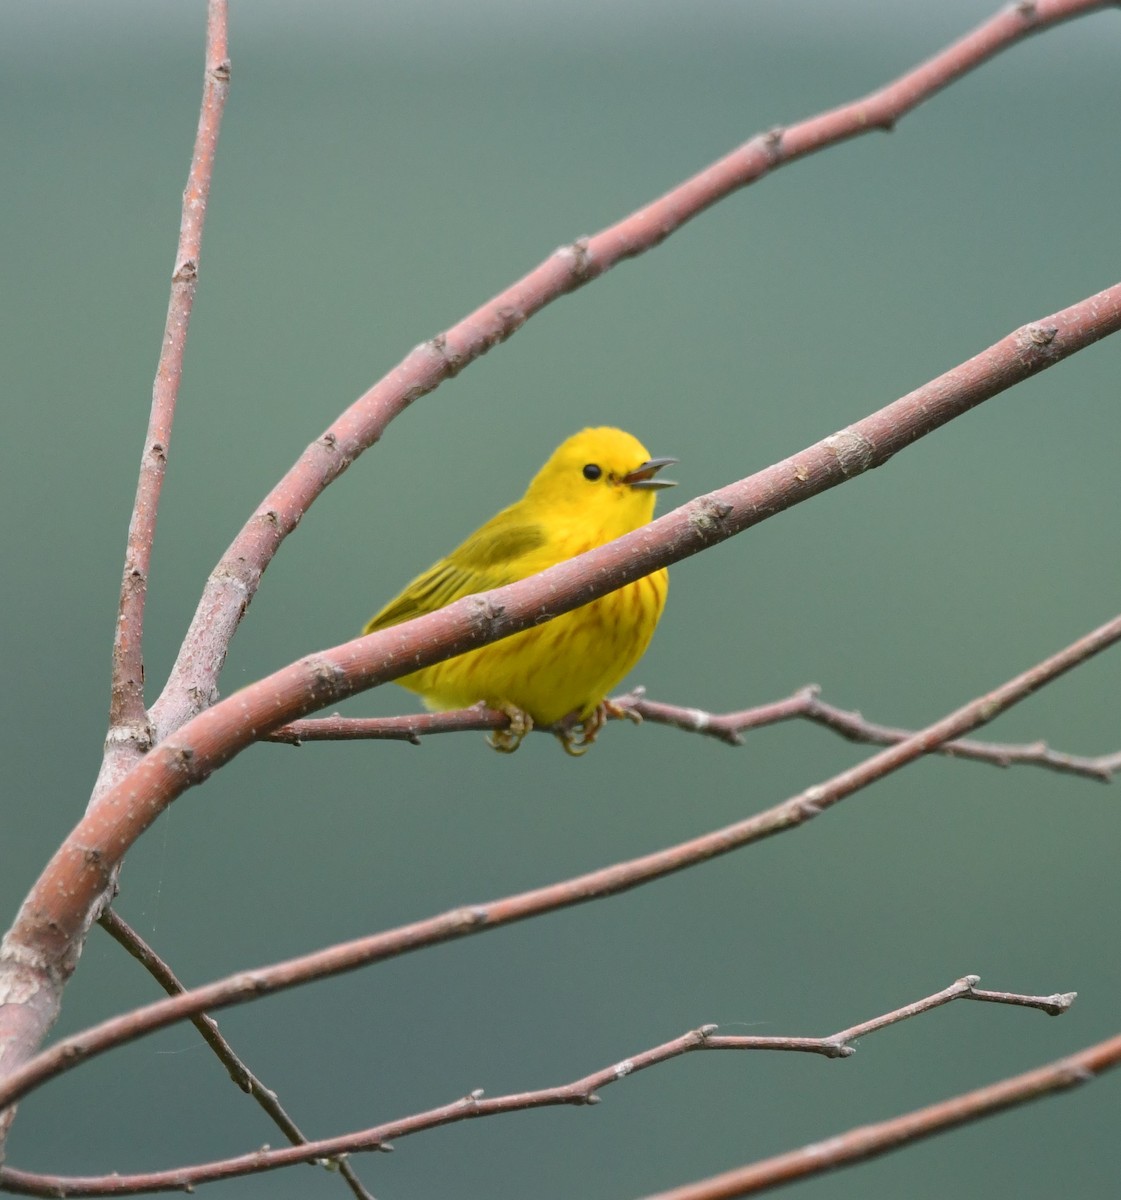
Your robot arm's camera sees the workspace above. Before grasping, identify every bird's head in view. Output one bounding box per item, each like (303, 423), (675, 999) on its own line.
(523, 427), (677, 533)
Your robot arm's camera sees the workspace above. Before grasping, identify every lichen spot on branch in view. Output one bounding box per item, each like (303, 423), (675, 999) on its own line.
(688, 496), (734, 540)
(823, 429), (875, 478)
(466, 594), (507, 640)
(555, 237), (593, 284)
(1014, 322), (1059, 361)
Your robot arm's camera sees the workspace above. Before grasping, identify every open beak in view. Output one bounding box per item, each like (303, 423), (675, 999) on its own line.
(622, 456), (678, 491)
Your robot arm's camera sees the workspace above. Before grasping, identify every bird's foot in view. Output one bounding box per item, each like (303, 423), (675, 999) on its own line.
(487, 704), (534, 753)
(555, 698), (641, 756)
(605, 695), (644, 727)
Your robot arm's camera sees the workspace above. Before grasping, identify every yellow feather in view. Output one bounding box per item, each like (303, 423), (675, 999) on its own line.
(363, 427), (674, 749)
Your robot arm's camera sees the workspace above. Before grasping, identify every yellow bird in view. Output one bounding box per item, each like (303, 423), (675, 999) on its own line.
(363, 427), (676, 754)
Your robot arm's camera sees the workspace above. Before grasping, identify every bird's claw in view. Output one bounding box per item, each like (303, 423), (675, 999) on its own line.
(487, 704), (534, 753)
(554, 698), (641, 756)
(606, 696), (643, 726)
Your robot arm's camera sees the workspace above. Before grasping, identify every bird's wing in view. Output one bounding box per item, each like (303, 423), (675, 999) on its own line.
(363, 512), (546, 635)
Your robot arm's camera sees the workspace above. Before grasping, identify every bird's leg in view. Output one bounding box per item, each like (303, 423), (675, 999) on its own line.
(554, 697), (642, 756)
(487, 703), (534, 753)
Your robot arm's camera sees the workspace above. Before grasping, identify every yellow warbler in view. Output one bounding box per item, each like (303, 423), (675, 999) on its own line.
(363, 427), (676, 754)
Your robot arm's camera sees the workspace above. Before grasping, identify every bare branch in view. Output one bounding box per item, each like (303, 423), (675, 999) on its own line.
(0, 976), (1071, 1196)
(271, 685), (1121, 782)
(963, 986), (1079, 1017)
(267, 707), (502, 746)
(701, 976), (1074, 1059)
(1, 611), (1116, 1116)
(108, 0), (230, 741)
(628, 688), (1121, 780)
(97, 910), (376, 1200)
(148, 0), (1113, 744)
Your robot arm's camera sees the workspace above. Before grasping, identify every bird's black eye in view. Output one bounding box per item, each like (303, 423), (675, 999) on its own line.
(582, 463), (602, 481)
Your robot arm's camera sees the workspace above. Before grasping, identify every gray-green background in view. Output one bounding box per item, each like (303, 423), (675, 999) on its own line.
(3, 2), (1120, 1197)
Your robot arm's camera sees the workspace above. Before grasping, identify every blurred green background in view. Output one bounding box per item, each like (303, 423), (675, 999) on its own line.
(2, 1), (1120, 1197)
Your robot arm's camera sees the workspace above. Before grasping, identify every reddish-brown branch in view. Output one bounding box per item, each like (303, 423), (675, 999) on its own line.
(1, 611), (1116, 1117)
(97, 911), (376, 1200)
(268, 707), (502, 745)
(148, 0), (1111, 744)
(271, 686), (1121, 781)
(108, 0), (230, 739)
(0, 976), (1072, 1196)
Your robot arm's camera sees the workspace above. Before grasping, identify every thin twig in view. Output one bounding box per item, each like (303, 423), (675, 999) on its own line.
(702, 975), (1074, 1057)
(625, 687), (1121, 781)
(268, 707), (501, 746)
(962, 986), (1078, 1016)
(108, 0), (230, 739)
(269, 685), (1121, 782)
(97, 910), (376, 1200)
(0, 976), (1071, 1196)
(2, 611), (1117, 1116)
